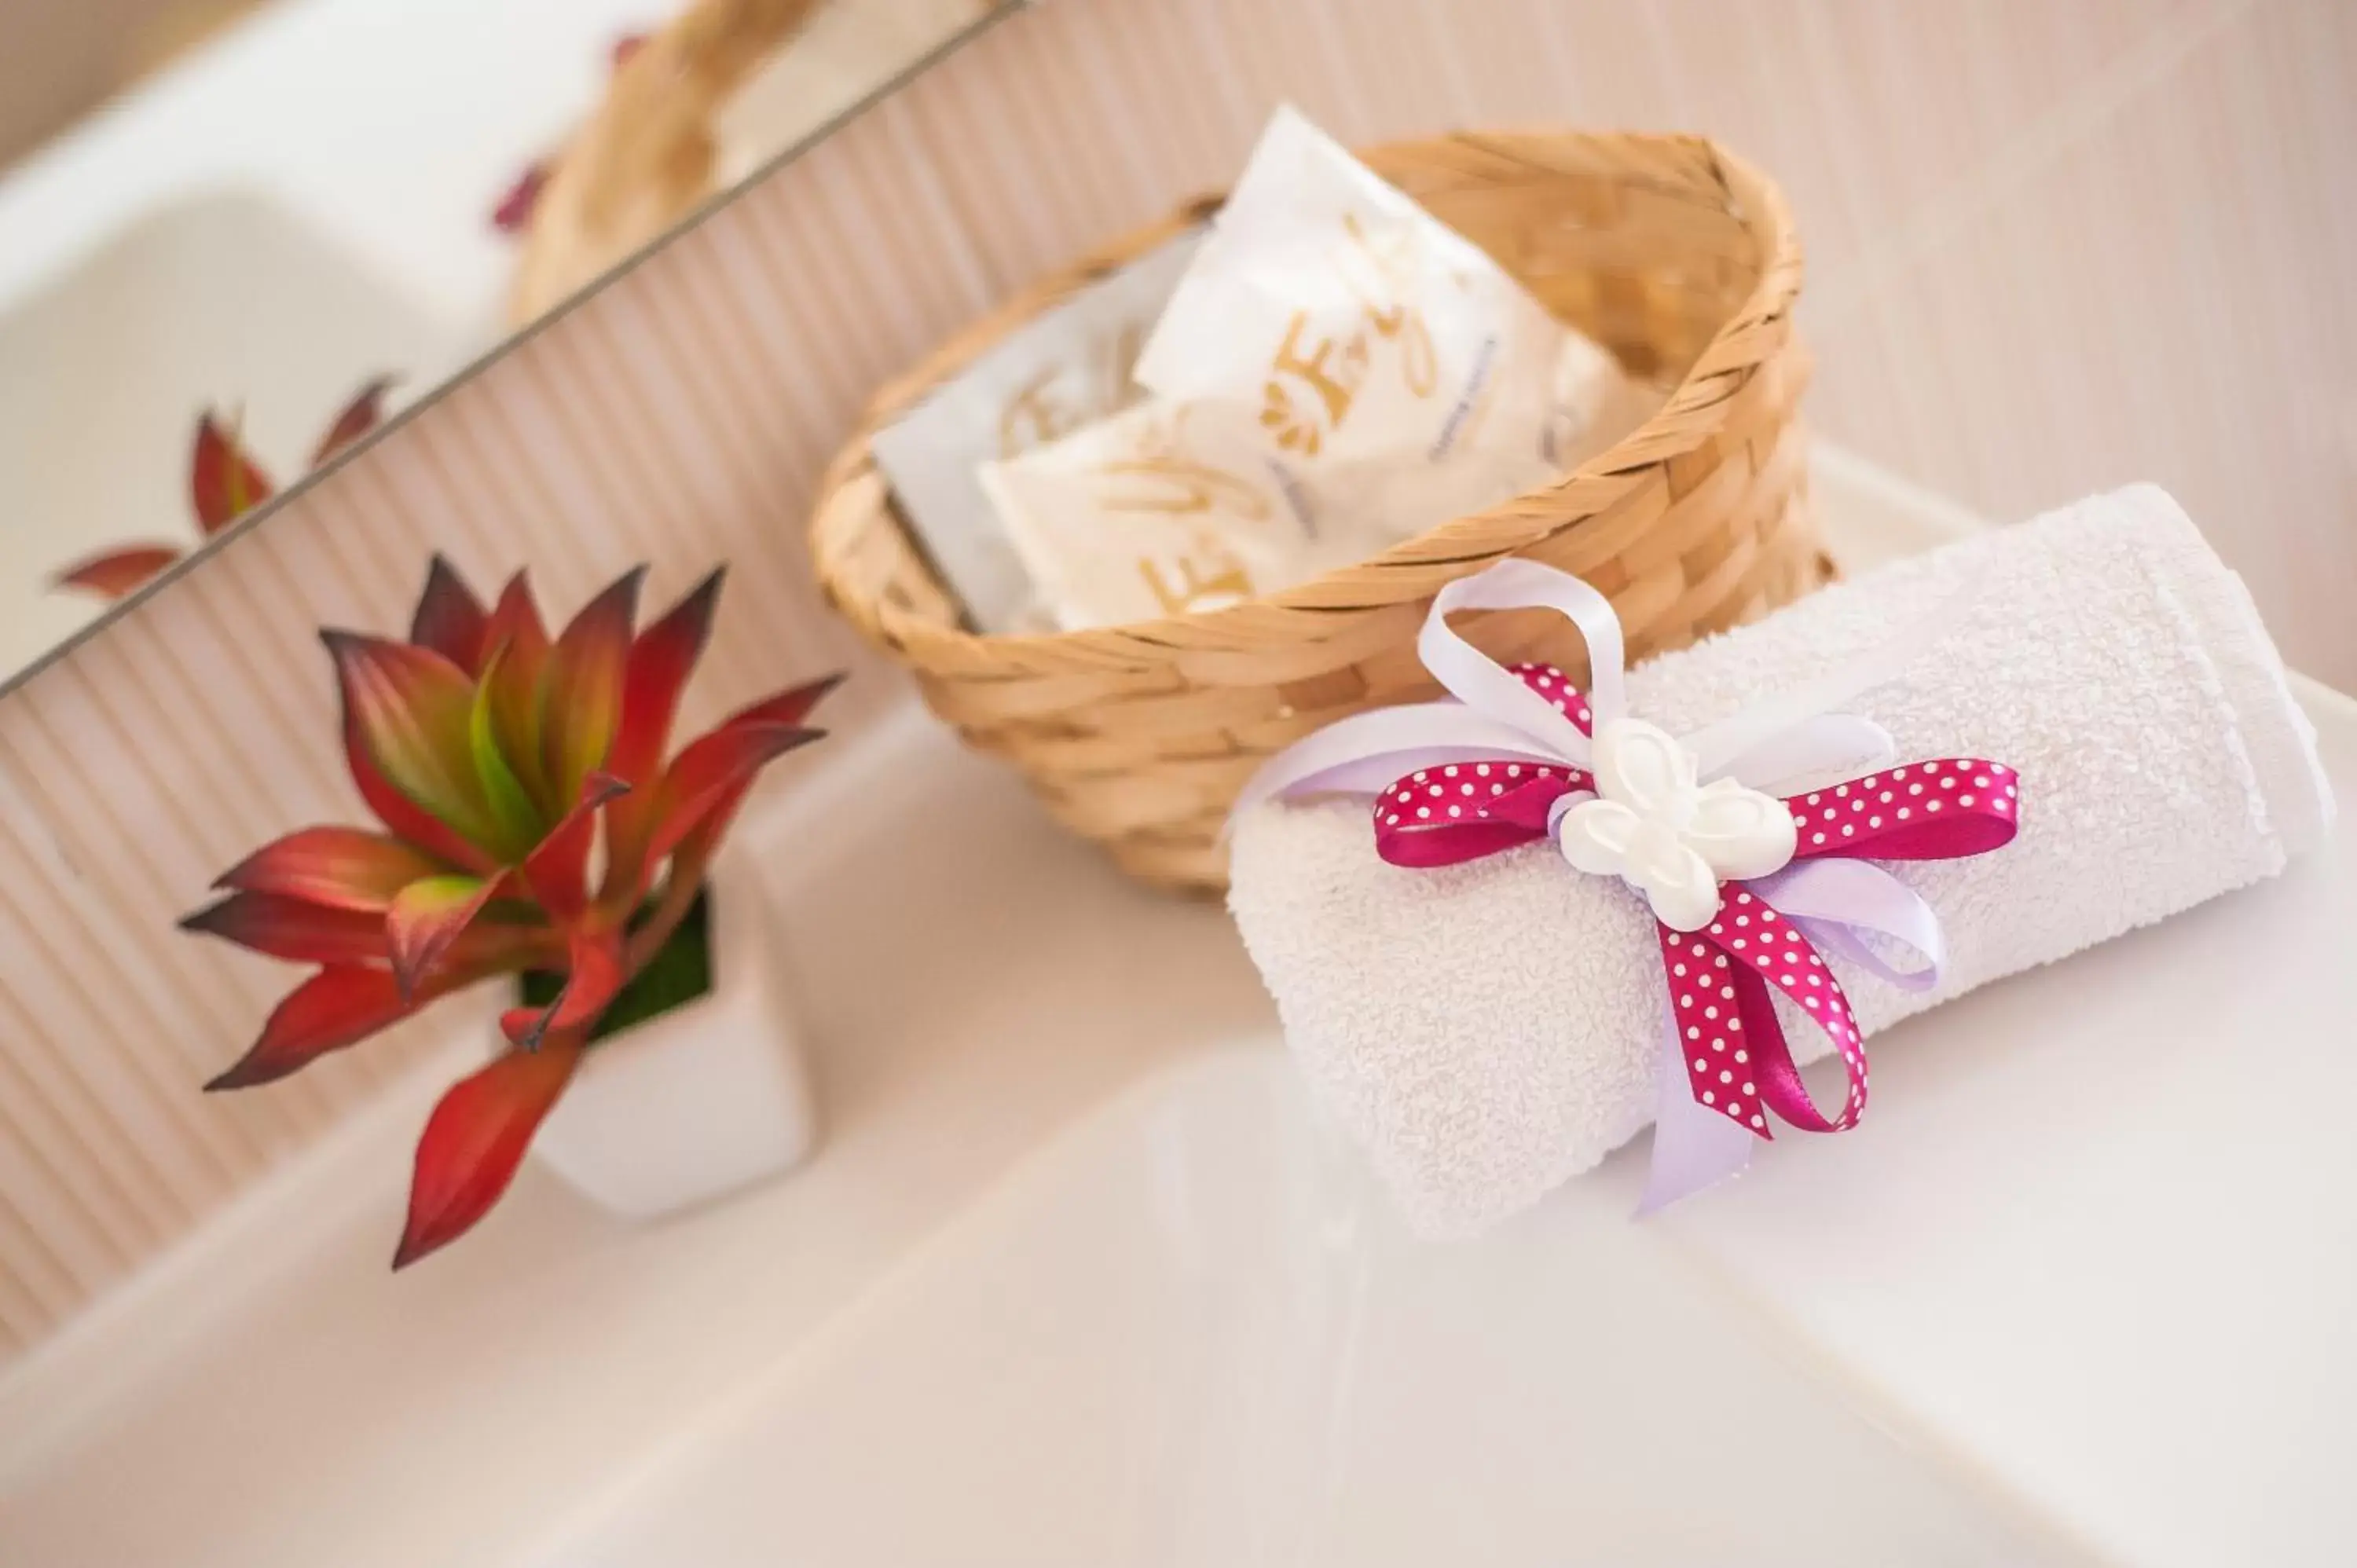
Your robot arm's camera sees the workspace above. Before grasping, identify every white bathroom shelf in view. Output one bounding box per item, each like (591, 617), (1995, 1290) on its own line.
(0, 448), (2349, 1566)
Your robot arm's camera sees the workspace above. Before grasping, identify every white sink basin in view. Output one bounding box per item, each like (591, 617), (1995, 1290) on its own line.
(544, 1046), (2083, 1566)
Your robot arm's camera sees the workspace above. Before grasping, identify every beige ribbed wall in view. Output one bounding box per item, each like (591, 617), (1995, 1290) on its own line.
(0, 0), (2347, 1367)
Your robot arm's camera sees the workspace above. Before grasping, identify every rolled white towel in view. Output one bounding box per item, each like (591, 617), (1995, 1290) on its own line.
(1228, 485), (2335, 1237)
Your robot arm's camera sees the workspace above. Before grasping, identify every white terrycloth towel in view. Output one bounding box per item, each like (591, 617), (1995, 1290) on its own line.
(1228, 485), (2335, 1237)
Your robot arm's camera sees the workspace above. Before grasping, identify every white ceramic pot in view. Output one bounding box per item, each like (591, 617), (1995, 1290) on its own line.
(527, 854), (817, 1219)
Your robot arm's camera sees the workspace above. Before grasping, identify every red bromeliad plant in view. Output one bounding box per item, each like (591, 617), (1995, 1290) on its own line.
(183, 556), (836, 1266)
(54, 379), (394, 599)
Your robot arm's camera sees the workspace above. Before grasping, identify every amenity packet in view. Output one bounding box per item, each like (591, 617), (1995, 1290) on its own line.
(979, 399), (1398, 630)
(870, 228), (1206, 632)
(937, 107), (1659, 634)
(1134, 106), (1648, 529)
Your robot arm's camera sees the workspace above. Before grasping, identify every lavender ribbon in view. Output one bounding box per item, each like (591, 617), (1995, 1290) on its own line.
(1641, 997), (1758, 1214)
(1750, 859), (1947, 994)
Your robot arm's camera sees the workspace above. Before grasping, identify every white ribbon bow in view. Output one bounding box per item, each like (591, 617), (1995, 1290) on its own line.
(1234, 559), (1913, 868)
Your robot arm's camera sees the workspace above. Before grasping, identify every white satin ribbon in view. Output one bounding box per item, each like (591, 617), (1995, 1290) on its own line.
(1416, 559), (1623, 764)
(1236, 560), (1904, 815)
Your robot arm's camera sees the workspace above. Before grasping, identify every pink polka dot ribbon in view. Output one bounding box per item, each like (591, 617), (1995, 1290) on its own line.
(1660, 894), (1864, 1138)
(1371, 661), (2021, 1148)
(1372, 665), (1596, 867)
(1374, 757), (1591, 865)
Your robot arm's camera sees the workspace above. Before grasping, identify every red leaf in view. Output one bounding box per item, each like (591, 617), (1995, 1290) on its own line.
(323, 631), (501, 854)
(541, 568), (644, 805)
(52, 545), (184, 599)
(482, 571), (551, 654)
(385, 873), (506, 997)
(599, 572), (722, 885)
(468, 647), (546, 858)
(213, 825), (447, 911)
(181, 892), (392, 965)
(200, 905), (559, 1094)
(717, 672), (844, 735)
(504, 924), (625, 1052)
(552, 925), (625, 1032)
(394, 1030), (584, 1268)
(607, 570), (722, 787)
(311, 376), (396, 468)
(646, 721), (823, 872)
(480, 572), (555, 808)
(191, 412), (275, 535)
(649, 776), (749, 920)
(521, 772), (628, 922)
(408, 555), (491, 673)
(654, 700), (839, 892)
(203, 965), (412, 1090)
(339, 701), (496, 875)
(608, 672), (839, 892)
(492, 161), (548, 235)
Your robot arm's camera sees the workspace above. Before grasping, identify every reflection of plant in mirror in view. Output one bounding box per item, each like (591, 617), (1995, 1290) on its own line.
(51, 377), (395, 600)
(181, 557), (838, 1267)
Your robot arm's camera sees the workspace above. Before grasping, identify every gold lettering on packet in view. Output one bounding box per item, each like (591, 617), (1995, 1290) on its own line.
(1260, 313), (1368, 456)
(1337, 211), (1439, 398)
(1093, 408), (1264, 615)
(1139, 544), (1255, 616)
(998, 320), (1159, 460)
(1086, 406), (1273, 520)
(1257, 208), (1441, 456)
(1091, 453), (1274, 520)
(998, 365), (1086, 458)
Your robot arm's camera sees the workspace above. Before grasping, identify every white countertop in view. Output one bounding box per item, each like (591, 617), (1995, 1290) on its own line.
(0, 449), (2348, 1566)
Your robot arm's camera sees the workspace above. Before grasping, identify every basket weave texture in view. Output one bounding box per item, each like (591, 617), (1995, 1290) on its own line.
(811, 130), (1827, 892)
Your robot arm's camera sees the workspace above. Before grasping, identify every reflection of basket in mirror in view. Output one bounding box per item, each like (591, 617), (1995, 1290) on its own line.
(509, 0), (1002, 324)
(812, 130), (1828, 894)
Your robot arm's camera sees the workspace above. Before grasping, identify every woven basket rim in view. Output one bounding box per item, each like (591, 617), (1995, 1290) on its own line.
(813, 127), (1803, 666)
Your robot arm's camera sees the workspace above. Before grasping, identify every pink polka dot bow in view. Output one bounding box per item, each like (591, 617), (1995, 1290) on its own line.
(1235, 559), (2022, 1208)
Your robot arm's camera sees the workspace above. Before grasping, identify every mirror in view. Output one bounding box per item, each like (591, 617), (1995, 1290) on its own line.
(0, 0), (1015, 681)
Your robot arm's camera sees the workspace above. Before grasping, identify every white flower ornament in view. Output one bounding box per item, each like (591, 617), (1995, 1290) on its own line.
(1556, 717), (1799, 931)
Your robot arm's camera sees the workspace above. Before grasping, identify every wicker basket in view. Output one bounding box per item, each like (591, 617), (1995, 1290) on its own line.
(811, 130), (1826, 892)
